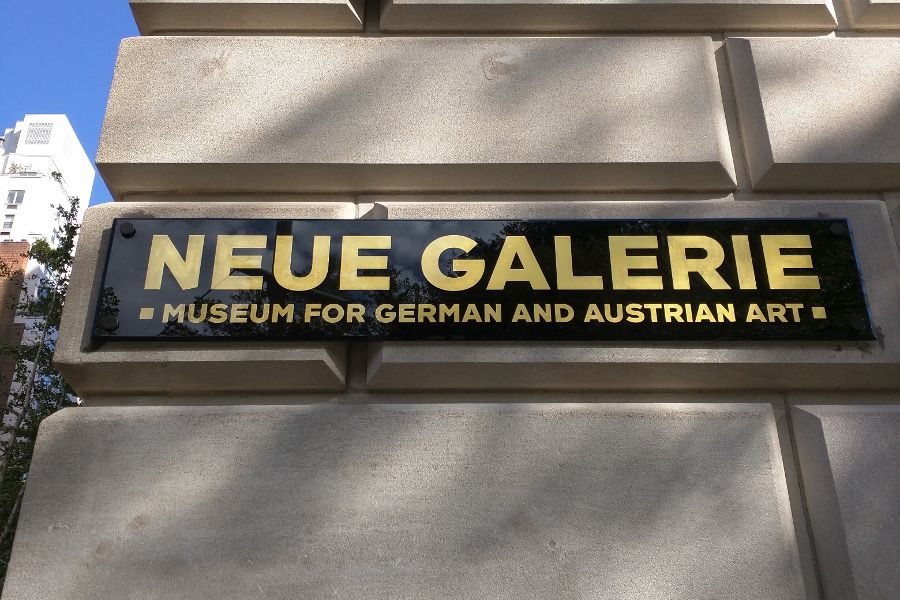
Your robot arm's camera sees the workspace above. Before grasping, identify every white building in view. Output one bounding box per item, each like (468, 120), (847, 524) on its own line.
(0, 115), (93, 247)
(0, 115), (94, 373)
(0, 115), (93, 298)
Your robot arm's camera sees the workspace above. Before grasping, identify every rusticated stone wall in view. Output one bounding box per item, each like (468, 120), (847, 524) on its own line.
(3, 2), (899, 599)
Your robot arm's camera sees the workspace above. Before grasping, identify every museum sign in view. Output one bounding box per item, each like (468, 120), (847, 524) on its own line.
(92, 218), (873, 342)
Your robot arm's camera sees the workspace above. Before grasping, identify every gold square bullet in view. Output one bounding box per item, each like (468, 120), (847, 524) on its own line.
(811, 307), (827, 319)
(139, 307), (155, 320)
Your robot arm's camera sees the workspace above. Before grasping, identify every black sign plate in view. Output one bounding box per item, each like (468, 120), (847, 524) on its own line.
(92, 218), (874, 342)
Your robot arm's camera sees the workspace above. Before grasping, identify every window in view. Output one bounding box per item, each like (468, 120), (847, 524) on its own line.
(3, 215), (14, 229)
(24, 122), (53, 145)
(6, 190), (24, 205)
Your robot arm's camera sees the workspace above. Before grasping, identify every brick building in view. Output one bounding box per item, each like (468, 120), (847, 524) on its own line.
(0, 242), (29, 405)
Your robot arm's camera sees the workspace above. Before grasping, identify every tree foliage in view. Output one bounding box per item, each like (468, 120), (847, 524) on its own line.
(0, 192), (81, 588)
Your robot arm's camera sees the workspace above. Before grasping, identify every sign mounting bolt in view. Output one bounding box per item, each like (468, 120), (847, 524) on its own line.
(120, 222), (136, 238)
(99, 314), (120, 332)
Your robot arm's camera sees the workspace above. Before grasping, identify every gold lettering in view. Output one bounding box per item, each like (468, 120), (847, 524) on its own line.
(347, 304), (366, 323)
(486, 237), (550, 291)
(684, 303), (694, 323)
(511, 304), (532, 322)
(231, 303), (249, 323)
(695, 304), (715, 323)
(162, 303), (185, 323)
(604, 304), (623, 323)
(625, 304), (645, 323)
(554, 236), (603, 290)
(212, 235), (267, 290)
(419, 304), (437, 323)
(555, 304), (574, 323)
(484, 304), (501, 323)
(664, 304), (684, 323)
(731, 235), (757, 290)
(767, 304), (788, 323)
(668, 236), (729, 290)
(305, 304), (322, 321)
(398, 304), (416, 323)
(584, 304), (604, 323)
(462, 305), (483, 323)
(187, 303), (207, 323)
(250, 304), (270, 324)
(716, 304), (736, 323)
(322, 304), (345, 324)
(144, 235), (204, 290)
(208, 304), (228, 324)
(272, 304), (293, 323)
(609, 236), (663, 290)
(421, 235), (485, 292)
(761, 235), (820, 290)
(273, 235), (330, 291)
(341, 236), (391, 291)
(375, 304), (395, 323)
(439, 304), (460, 321)
(746, 303), (766, 322)
(533, 304), (552, 323)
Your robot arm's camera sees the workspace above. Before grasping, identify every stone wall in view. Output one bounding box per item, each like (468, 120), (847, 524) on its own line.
(3, 2), (899, 599)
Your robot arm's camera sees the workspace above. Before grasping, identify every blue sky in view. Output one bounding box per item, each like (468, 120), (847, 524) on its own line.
(1, 1), (139, 205)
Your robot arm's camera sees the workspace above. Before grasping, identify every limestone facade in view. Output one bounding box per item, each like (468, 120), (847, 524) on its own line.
(2, 2), (899, 599)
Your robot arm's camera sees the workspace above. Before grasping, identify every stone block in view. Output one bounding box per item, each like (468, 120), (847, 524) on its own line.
(381, 0), (836, 32)
(130, 0), (365, 34)
(54, 201), (356, 398)
(886, 193), (900, 260)
(846, 0), (900, 29)
(3, 402), (809, 599)
(120, 193), (357, 203)
(364, 198), (900, 391)
(790, 402), (900, 600)
(97, 36), (736, 199)
(727, 38), (900, 191)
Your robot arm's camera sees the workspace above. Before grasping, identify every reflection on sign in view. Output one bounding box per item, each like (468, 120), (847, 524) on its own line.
(93, 218), (873, 342)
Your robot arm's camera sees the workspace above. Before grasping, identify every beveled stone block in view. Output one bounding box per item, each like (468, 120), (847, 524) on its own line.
(130, 0), (365, 34)
(381, 0), (836, 32)
(790, 402), (900, 600)
(97, 36), (736, 199)
(3, 402), (809, 599)
(364, 198), (900, 391)
(54, 201), (355, 398)
(846, 0), (900, 29)
(727, 38), (900, 191)
(886, 193), (900, 260)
